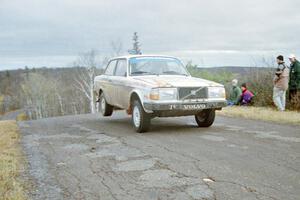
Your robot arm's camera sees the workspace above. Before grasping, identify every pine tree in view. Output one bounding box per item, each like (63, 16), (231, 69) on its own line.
(24, 66), (29, 80)
(128, 32), (142, 55)
(5, 70), (10, 79)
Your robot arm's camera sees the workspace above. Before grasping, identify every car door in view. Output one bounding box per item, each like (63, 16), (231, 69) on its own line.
(113, 59), (130, 108)
(101, 59), (117, 105)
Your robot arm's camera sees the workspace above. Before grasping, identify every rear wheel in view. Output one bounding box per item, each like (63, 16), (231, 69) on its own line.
(195, 109), (215, 127)
(132, 100), (150, 133)
(99, 93), (113, 116)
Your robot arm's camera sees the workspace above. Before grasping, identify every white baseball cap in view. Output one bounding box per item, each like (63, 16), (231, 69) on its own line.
(232, 79), (238, 86)
(288, 54), (296, 58)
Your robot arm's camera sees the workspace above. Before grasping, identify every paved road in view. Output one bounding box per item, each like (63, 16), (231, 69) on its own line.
(19, 112), (300, 200)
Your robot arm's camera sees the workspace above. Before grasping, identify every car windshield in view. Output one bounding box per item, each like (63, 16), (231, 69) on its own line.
(129, 57), (189, 76)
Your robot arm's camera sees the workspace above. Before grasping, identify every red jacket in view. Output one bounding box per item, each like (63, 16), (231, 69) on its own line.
(241, 89), (254, 105)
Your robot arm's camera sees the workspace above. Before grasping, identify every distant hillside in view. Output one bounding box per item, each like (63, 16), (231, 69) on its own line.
(196, 66), (275, 77)
(0, 66), (273, 77)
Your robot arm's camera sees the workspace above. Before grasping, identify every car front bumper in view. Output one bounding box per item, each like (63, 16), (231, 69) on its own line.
(143, 101), (227, 117)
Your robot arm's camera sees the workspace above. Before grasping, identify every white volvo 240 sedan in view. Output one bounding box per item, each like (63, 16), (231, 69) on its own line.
(94, 55), (226, 133)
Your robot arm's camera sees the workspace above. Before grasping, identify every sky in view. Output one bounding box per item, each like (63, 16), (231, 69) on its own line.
(1, 0), (300, 70)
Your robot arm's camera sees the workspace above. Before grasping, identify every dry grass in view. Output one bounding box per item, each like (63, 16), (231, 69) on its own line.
(0, 95), (4, 115)
(16, 113), (28, 122)
(218, 106), (300, 125)
(0, 120), (27, 200)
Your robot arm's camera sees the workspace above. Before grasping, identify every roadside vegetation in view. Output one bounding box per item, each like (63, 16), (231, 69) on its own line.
(0, 53), (105, 120)
(187, 61), (300, 124)
(187, 61), (276, 107)
(0, 120), (27, 200)
(218, 106), (300, 125)
(188, 61), (300, 109)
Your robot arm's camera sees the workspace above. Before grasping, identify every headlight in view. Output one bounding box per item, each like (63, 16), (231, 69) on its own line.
(208, 87), (226, 99)
(149, 88), (177, 100)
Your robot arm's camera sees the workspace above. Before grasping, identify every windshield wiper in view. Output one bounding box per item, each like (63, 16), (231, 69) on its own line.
(131, 71), (158, 75)
(163, 71), (188, 76)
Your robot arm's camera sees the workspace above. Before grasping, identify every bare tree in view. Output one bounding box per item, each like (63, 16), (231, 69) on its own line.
(110, 39), (123, 57)
(21, 73), (57, 119)
(53, 80), (65, 116)
(74, 50), (106, 114)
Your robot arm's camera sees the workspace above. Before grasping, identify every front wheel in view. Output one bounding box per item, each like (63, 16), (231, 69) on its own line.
(195, 109), (215, 127)
(132, 100), (151, 133)
(99, 93), (113, 116)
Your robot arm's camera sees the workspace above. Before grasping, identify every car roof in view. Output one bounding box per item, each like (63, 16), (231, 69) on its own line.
(110, 54), (179, 60)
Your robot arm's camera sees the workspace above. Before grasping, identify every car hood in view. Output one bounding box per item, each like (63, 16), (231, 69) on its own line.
(131, 75), (223, 88)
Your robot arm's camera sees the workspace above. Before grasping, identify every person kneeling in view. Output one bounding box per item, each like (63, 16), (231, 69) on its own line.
(240, 83), (254, 106)
(227, 79), (242, 106)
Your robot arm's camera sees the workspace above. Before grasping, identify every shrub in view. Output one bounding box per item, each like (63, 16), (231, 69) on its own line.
(241, 68), (274, 107)
(16, 113), (28, 121)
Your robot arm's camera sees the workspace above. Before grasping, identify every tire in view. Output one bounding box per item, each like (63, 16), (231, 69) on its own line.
(132, 100), (150, 133)
(99, 93), (113, 116)
(195, 109), (215, 127)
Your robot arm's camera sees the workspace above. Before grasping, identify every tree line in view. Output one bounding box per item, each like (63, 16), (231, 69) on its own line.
(0, 64), (102, 119)
(0, 33), (143, 119)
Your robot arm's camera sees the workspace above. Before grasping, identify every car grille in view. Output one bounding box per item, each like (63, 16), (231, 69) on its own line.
(178, 87), (208, 100)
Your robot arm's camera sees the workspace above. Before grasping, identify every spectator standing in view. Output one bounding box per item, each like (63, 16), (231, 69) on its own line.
(240, 83), (254, 105)
(273, 55), (289, 111)
(228, 79), (242, 106)
(288, 54), (300, 110)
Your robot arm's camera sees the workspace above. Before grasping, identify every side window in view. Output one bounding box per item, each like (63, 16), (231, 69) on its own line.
(105, 60), (117, 75)
(114, 59), (127, 76)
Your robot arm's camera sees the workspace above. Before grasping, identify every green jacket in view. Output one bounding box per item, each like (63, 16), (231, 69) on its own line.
(229, 86), (242, 104)
(289, 60), (300, 90)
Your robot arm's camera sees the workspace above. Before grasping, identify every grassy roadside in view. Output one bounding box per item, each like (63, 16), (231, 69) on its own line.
(0, 120), (27, 200)
(218, 106), (300, 125)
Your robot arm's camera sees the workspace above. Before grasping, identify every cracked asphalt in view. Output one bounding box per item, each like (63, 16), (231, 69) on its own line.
(19, 112), (300, 200)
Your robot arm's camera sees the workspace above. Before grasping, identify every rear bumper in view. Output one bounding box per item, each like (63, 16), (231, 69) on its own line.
(144, 101), (227, 117)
